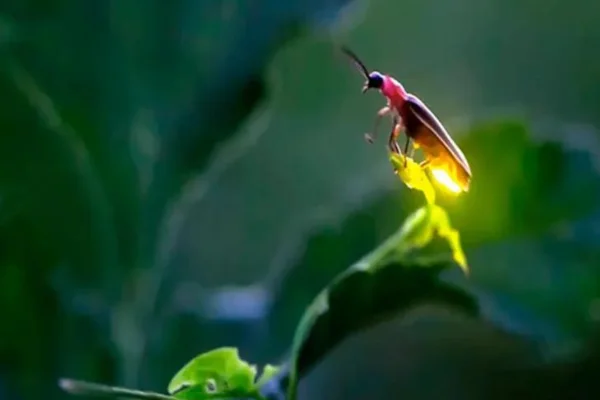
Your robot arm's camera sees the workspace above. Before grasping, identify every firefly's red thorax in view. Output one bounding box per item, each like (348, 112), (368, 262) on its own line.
(381, 76), (408, 106)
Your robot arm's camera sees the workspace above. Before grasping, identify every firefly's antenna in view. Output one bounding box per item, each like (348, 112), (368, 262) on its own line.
(340, 46), (370, 79)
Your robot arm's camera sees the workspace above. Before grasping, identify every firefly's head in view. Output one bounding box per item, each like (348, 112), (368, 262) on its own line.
(362, 71), (385, 93)
(340, 47), (387, 94)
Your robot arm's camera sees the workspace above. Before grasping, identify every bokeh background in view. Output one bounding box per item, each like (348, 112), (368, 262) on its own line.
(1, 0), (600, 399)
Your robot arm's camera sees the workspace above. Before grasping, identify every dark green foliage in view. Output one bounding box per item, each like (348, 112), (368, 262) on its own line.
(283, 256), (477, 399)
(2, 0), (600, 399)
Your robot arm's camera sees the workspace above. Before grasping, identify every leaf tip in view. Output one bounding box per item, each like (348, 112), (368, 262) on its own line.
(455, 253), (469, 276)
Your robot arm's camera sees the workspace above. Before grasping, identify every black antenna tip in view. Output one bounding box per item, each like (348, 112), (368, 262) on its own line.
(339, 45), (370, 79)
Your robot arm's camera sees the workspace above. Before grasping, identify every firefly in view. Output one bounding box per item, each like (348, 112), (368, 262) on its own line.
(341, 46), (472, 193)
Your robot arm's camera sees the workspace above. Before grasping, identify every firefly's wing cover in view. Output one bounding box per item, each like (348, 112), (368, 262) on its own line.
(405, 94), (471, 175)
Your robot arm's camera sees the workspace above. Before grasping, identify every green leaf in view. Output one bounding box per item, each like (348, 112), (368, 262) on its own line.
(363, 203), (466, 276)
(60, 348), (280, 400)
(284, 209), (478, 400)
(168, 347), (259, 399)
(387, 154), (467, 273)
(389, 152), (437, 205)
(397, 204), (468, 274)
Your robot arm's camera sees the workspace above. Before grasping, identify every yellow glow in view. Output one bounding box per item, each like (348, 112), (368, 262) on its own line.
(430, 168), (462, 194)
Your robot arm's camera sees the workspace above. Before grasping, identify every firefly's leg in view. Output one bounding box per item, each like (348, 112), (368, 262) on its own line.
(365, 106), (391, 144)
(404, 136), (412, 156)
(386, 120), (408, 167)
(419, 159), (430, 169)
(387, 121), (403, 155)
(387, 117), (404, 177)
(389, 137), (402, 155)
(403, 136), (413, 167)
(388, 120), (405, 176)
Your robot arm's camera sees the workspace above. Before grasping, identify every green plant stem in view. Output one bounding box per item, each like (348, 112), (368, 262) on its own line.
(59, 379), (176, 400)
(59, 378), (261, 400)
(353, 229), (406, 270)
(351, 208), (427, 272)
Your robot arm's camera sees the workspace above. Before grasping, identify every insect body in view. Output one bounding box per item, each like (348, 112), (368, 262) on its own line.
(341, 47), (472, 193)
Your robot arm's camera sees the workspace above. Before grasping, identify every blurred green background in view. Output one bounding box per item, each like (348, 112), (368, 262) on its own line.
(0, 0), (600, 399)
